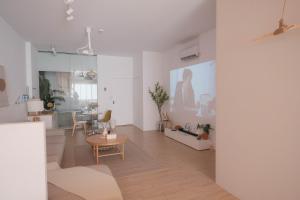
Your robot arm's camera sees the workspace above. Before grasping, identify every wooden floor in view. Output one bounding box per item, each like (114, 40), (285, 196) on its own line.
(62, 125), (237, 200)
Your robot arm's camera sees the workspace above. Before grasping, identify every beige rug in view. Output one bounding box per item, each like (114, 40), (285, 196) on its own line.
(73, 140), (162, 177)
(48, 167), (123, 200)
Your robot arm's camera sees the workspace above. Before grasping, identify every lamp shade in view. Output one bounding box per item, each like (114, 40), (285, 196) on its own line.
(27, 99), (44, 113)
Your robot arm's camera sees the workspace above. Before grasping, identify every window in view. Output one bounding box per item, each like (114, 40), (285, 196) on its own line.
(73, 83), (97, 101)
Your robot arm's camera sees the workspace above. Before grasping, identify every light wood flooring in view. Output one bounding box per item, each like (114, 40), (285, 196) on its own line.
(62, 125), (237, 200)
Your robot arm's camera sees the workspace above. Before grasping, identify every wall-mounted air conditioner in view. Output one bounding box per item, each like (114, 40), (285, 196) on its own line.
(180, 46), (200, 61)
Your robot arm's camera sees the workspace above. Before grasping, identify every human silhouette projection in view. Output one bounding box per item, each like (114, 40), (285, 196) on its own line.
(174, 69), (196, 110)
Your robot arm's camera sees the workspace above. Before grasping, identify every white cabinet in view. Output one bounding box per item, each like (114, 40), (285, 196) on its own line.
(28, 112), (58, 129)
(164, 128), (212, 150)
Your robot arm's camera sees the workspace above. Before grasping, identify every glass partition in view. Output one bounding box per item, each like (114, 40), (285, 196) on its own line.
(39, 69), (98, 129)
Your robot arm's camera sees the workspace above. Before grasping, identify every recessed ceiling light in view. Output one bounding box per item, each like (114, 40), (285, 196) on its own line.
(66, 15), (74, 21)
(66, 7), (74, 15)
(98, 28), (105, 33)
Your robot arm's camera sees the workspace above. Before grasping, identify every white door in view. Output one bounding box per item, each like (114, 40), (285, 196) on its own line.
(111, 78), (133, 125)
(97, 55), (134, 126)
(99, 78), (133, 126)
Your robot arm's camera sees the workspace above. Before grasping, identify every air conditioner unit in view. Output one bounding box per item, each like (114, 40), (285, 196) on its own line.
(180, 46), (200, 61)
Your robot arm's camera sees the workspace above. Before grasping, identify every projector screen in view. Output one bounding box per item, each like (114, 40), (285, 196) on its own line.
(170, 60), (216, 125)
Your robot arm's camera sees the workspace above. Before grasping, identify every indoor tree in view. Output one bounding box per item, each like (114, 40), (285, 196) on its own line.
(149, 82), (169, 123)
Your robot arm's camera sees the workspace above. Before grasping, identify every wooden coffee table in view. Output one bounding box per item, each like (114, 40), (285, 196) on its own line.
(86, 134), (127, 164)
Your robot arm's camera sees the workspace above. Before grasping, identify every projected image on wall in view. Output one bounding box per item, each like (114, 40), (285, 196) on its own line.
(170, 60), (216, 124)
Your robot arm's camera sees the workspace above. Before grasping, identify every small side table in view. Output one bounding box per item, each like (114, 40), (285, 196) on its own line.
(86, 134), (127, 164)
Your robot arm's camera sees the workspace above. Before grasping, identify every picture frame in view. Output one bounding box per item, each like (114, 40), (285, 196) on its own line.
(0, 65), (9, 107)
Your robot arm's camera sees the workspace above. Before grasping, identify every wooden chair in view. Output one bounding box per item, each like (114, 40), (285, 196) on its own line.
(72, 112), (87, 136)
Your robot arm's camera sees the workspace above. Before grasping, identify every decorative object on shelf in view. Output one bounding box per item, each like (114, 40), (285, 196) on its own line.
(197, 124), (213, 140)
(174, 125), (182, 130)
(107, 134), (117, 140)
(39, 72), (65, 110)
(27, 98), (44, 115)
(0, 65), (9, 107)
(161, 111), (171, 129)
(86, 70), (97, 80)
(32, 116), (41, 122)
(165, 128), (211, 151)
(15, 94), (29, 104)
(149, 82), (169, 131)
(103, 128), (108, 137)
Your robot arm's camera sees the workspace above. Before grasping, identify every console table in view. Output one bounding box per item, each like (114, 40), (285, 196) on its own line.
(28, 112), (58, 129)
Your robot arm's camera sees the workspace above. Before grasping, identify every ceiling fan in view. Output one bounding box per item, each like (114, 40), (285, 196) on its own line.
(254, 0), (300, 42)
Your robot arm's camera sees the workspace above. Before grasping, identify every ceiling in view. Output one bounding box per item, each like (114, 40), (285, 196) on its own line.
(0, 0), (216, 56)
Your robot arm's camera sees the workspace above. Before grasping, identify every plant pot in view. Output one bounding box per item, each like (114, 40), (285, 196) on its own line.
(201, 132), (209, 140)
(158, 121), (164, 132)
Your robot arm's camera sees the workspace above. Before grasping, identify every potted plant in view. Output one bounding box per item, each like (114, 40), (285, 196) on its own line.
(39, 73), (65, 110)
(149, 82), (169, 131)
(197, 124), (213, 140)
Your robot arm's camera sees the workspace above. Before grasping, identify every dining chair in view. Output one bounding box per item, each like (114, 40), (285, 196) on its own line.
(72, 112), (87, 136)
(98, 110), (112, 129)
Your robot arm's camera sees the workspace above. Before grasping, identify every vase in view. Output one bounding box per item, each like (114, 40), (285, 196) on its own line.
(201, 132), (209, 140)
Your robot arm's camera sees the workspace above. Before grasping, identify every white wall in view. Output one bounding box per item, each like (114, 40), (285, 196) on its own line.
(25, 42), (33, 97)
(133, 53), (143, 129)
(0, 122), (47, 200)
(142, 51), (164, 131)
(36, 52), (97, 72)
(98, 55), (134, 126)
(32, 52), (97, 98)
(162, 29), (216, 144)
(0, 17), (27, 123)
(31, 45), (39, 97)
(217, 0), (300, 199)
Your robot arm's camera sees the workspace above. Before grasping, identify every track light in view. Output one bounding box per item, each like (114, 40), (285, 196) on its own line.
(51, 47), (57, 56)
(66, 7), (74, 15)
(64, 0), (75, 21)
(64, 0), (74, 5)
(66, 15), (74, 21)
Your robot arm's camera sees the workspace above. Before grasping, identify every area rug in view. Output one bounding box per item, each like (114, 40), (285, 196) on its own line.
(74, 139), (162, 178)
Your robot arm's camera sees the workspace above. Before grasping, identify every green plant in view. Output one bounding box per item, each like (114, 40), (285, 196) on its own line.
(148, 82), (169, 122)
(39, 73), (65, 110)
(197, 123), (213, 134)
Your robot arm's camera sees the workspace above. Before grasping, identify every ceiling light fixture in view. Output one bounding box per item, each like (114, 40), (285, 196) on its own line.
(77, 27), (99, 56)
(51, 47), (57, 56)
(66, 7), (74, 15)
(64, 0), (75, 21)
(66, 15), (74, 21)
(64, 0), (74, 5)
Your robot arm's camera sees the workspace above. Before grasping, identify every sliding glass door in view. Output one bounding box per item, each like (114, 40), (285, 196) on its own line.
(38, 54), (98, 129)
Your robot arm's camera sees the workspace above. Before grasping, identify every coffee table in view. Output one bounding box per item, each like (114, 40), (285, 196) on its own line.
(86, 134), (127, 164)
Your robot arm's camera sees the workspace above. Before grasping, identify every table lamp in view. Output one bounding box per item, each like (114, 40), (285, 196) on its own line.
(27, 98), (44, 116)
